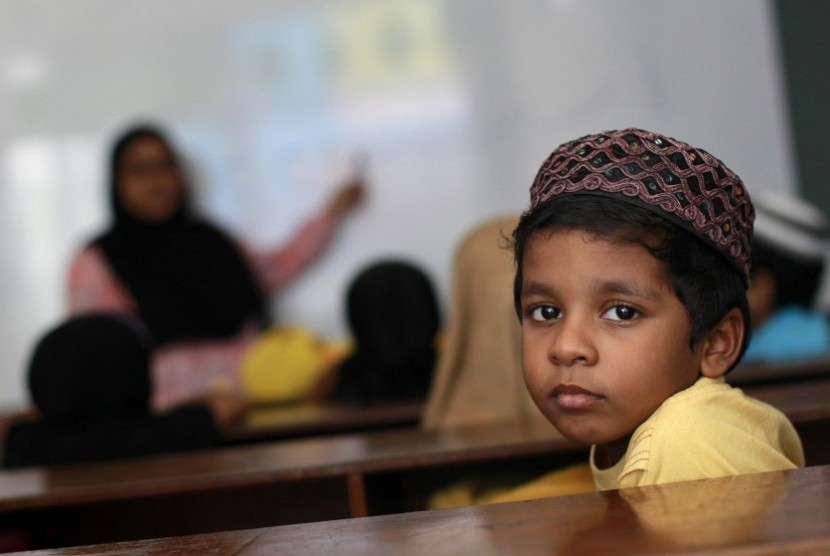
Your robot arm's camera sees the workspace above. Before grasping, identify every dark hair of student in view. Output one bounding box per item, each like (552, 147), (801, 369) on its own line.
(511, 195), (751, 368)
(3, 314), (218, 469)
(332, 260), (440, 404)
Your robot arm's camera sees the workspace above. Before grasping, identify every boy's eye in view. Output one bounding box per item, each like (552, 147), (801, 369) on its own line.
(603, 304), (639, 322)
(530, 305), (561, 322)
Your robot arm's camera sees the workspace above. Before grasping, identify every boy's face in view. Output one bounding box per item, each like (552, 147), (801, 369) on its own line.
(520, 229), (704, 449)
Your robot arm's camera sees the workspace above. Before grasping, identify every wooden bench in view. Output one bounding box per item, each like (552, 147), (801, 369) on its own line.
(13, 464), (830, 555)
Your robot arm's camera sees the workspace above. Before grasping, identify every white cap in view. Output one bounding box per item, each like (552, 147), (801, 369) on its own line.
(752, 192), (829, 262)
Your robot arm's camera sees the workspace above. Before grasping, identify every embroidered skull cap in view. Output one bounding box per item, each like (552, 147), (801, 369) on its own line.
(527, 128), (755, 283)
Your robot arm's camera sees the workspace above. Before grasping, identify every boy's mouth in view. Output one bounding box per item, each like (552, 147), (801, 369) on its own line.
(551, 384), (603, 410)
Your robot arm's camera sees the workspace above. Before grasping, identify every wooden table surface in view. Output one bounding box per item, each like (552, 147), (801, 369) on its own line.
(18, 464), (830, 555)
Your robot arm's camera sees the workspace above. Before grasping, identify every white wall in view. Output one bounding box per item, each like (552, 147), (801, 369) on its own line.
(0, 0), (795, 407)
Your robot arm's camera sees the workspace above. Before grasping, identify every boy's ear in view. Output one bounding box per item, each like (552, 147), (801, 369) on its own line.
(700, 307), (745, 378)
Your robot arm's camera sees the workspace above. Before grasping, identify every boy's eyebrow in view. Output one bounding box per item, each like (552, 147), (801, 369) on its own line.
(593, 278), (663, 300)
(521, 281), (556, 298)
(520, 279), (663, 301)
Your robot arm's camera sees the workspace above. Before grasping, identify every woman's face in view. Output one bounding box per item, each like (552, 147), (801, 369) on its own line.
(117, 136), (183, 222)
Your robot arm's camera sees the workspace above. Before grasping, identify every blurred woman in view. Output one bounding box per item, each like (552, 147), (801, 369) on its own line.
(67, 124), (364, 409)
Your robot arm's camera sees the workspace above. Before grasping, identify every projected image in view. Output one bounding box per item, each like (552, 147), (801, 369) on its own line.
(222, 0), (469, 239)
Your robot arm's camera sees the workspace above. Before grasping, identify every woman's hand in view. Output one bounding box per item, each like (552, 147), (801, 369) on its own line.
(327, 178), (366, 220)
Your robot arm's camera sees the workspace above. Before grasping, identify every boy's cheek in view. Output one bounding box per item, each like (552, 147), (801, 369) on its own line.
(521, 330), (549, 364)
(521, 353), (551, 395)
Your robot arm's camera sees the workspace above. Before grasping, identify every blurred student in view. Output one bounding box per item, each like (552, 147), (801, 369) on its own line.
(422, 215), (548, 430)
(67, 124), (364, 410)
(423, 217), (577, 511)
(3, 314), (239, 469)
(315, 260), (440, 405)
(744, 192), (830, 362)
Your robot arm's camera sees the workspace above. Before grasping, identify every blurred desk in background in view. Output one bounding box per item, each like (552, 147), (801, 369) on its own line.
(16, 464), (830, 555)
(731, 356), (830, 385)
(222, 400), (424, 444)
(743, 375), (830, 467)
(0, 419), (582, 550)
(745, 375), (830, 424)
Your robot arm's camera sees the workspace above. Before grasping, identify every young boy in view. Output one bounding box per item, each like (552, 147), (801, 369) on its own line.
(511, 128), (804, 490)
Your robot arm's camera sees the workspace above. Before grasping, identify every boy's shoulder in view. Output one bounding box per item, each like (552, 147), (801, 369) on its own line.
(651, 377), (777, 429)
(612, 377), (803, 488)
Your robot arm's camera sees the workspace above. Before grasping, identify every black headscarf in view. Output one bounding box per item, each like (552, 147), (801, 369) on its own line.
(29, 313), (153, 423)
(3, 314), (218, 469)
(93, 125), (268, 346)
(332, 260), (440, 404)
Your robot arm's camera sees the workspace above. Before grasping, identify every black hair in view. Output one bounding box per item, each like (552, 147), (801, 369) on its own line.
(751, 239), (824, 310)
(511, 194), (751, 369)
(332, 259), (440, 404)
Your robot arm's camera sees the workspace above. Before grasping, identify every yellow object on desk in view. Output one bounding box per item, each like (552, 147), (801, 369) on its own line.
(241, 325), (352, 404)
(428, 462), (595, 510)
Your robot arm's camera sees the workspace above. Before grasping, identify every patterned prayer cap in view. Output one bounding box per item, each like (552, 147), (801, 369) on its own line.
(527, 128), (755, 284)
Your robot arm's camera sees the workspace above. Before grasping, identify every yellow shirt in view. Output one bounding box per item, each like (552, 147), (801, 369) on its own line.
(592, 376), (804, 490)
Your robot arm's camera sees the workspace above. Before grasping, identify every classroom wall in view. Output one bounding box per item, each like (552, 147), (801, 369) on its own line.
(0, 0), (795, 407)
(775, 0), (830, 216)
(774, 0), (830, 310)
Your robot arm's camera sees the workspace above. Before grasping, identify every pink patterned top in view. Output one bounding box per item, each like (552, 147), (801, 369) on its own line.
(67, 213), (336, 411)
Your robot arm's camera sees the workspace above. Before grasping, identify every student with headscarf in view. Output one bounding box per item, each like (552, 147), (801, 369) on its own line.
(321, 260), (440, 405)
(422, 215), (548, 430)
(3, 314), (225, 469)
(422, 216), (588, 510)
(67, 124), (364, 410)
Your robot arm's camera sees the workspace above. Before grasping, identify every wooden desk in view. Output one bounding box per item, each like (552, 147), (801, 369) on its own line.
(0, 420), (582, 549)
(744, 375), (830, 423)
(16, 464), (830, 555)
(744, 376), (830, 467)
(3, 377), (828, 550)
(730, 356), (830, 385)
(222, 400), (424, 444)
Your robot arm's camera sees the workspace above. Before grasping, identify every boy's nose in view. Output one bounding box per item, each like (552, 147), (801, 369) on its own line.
(547, 317), (598, 367)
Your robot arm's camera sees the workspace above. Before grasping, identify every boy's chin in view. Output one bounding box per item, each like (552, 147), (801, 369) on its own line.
(552, 421), (630, 449)
(551, 424), (603, 446)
